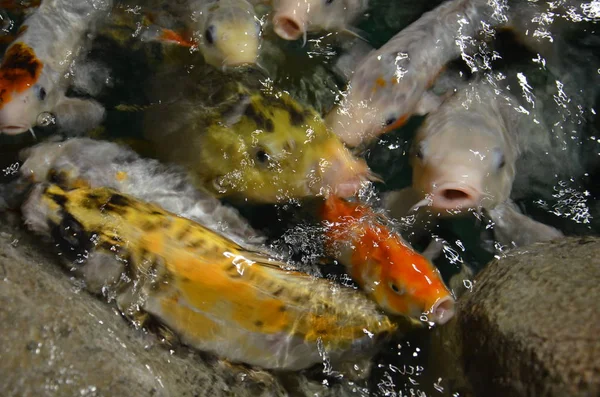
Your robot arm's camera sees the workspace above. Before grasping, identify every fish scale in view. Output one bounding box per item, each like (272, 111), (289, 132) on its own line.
(22, 183), (400, 371)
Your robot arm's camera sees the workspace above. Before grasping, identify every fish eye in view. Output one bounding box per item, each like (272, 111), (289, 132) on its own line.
(414, 142), (425, 160)
(498, 156), (505, 169)
(255, 148), (269, 164)
(389, 282), (404, 295)
(37, 86), (46, 101)
(205, 25), (215, 45)
(415, 147), (423, 160)
(493, 148), (505, 170)
(384, 117), (397, 127)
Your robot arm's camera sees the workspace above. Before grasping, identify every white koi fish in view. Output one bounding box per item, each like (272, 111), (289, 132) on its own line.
(384, 79), (566, 249)
(140, 0), (263, 69)
(0, 0), (113, 137)
(270, 0), (368, 43)
(325, 0), (497, 147)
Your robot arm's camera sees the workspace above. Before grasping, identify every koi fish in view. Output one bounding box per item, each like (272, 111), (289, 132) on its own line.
(140, 0), (262, 69)
(384, 79), (565, 249)
(17, 137), (266, 247)
(321, 194), (455, 325)
(325, 0), (496, 147)
(144, 82), (376, 203)
(271, 0), (368, 43)
(0, 0), (112, 137)
(21, 183), (399, 371)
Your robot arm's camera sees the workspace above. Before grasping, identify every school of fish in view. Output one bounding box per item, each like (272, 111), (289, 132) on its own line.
(0, 0), (594, 380)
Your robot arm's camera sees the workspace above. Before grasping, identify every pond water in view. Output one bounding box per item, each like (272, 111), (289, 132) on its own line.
(1, 0), (599, 396)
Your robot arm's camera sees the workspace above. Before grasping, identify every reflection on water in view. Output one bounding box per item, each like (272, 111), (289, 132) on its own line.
(0, 0), (598, 395)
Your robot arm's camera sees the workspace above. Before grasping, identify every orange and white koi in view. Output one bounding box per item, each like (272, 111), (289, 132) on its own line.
(0, 0), (112, 137)
(321, 195), (455, 325)
(326, 0), (497, 147)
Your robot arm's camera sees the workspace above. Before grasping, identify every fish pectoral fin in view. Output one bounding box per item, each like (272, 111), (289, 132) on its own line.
(141, 25), (195, 48)
(487, 200), (564, 249)
(414, 91), (446, 116)
(54, 97), (106, 136)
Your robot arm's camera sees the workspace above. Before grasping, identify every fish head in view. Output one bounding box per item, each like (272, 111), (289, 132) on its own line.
(322, 195), (455, 325)
(272, 0), (366, 40)
(198, 0), (262, 68)
(0, 42), (57, 135)
(410, 109), (516, 214)
(200, 90), (374, 202)
(326, 53), (424, 147)
(378, 240), (455, 325)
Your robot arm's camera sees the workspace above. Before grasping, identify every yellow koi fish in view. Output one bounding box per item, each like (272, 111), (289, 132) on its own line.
(22, 183), (399, 371)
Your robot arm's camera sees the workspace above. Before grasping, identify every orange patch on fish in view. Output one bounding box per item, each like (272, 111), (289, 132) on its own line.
(322, 195), (452, 318)
(115, 171), (128, 181)
(383, 113), (409, 133)
(159, 28), (196, 48)
(371, 76), (387, 93)
(0, 42), (43, 109)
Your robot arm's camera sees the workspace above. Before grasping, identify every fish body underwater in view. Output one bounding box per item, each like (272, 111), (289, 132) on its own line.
(322, 195), (455, 324)
(15, 137), (265, 247)
(325, 0), (496, 147)
(0, 0), (113, 137)
(385, 79), (565, 248)
(144, 80), (375, 203)
(140, 0), (263, 69)
(21, 183), (398, 371)
(270, 0), (368, 42)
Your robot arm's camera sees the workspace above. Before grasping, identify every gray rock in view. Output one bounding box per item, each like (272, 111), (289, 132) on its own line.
(0, 213), (356, 397)
(429, 236), (600, 397)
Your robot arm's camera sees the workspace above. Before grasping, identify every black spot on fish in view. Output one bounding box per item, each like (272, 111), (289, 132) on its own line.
(86, 192), (103, 202)
(186, 239), (204, 249)
(244, 103), (271, 132)
(288, 107), (305, 126)
(272, 287), (284, 297)
(255, 320), (264, 328)
(107, 193), (131, 208)
(175, 225), (193, 241)
(140, 219), (160, 232)
(47, 170), (69, 189)
(264, 118), (274, 132)
(49, 212), (93, 262)
(278, 305), (287, 312)
(48, 192), (67, 207)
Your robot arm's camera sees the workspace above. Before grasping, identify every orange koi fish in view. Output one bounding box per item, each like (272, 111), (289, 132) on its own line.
(322, 195), (455, 325)
(0, 0), (111, 137)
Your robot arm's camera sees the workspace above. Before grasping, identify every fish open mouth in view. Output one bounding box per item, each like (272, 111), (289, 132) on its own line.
(429, 182), (482, 211)
(0, 125), (30, 135)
